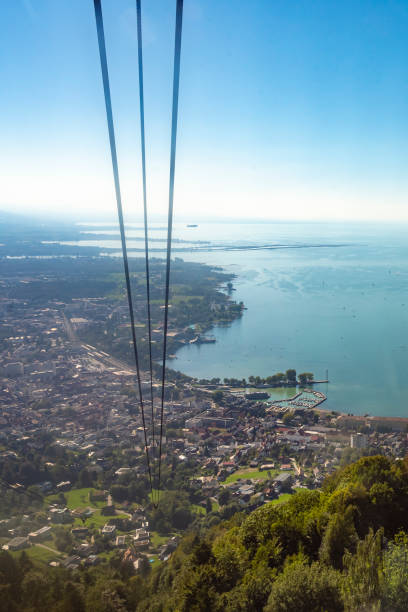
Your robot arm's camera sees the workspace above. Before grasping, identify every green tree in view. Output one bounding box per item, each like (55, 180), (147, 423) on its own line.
(54, 527), (74, 553)
(111, 485), (128, 503)
(272, 373), (286, 385)
(173, 564), (218, 612)
(222, 565), (276, 611)
(299, 372), (314, 385)
(342, 528), (383, 612)
(57, 492), (67, 505)
(382, 531), (408, 611)
(173, 507), (193, 530)
(218, 488), (232, 506)
(17, 550), (32, 575)
(21, 569), (52, 610)
(319, 508), (358, 569)
(282, 411), (295, 426)
(79, 469), (93, 488)
(150, 490), (193, 532)
(85, 578), (128, 612)
(138, 557), (151, 579)
(0, 551), (22, 604)
(265, 560), (343, 612)
(59, 582), (85, 612)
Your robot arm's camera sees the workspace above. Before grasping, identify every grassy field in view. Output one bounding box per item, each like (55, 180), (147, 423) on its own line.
(73, 510), (129, 530)
(151, 532), (168, 548)
(72, 511), (106, 529)
(26, 545), (63, 563)
(191, 501), (219, 514)
(46, 487), (109, 510)
(267, 489), (304, 506)
(46, 487), (98, 509)
(10, 545), (63, 565)
(45, 487), (130, 531)
(223, 468), (281, 484)
(269, 493), (293, 505)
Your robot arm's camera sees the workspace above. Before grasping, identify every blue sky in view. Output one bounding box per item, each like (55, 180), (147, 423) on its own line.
(1, 0), (408, 221)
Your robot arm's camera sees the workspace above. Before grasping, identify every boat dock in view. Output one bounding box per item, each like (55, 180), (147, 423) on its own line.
(269, 389), (327, 410)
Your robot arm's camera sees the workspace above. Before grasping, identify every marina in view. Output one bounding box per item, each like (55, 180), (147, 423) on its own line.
(269, 389), (327, 410)
(234, 387), (327, 409)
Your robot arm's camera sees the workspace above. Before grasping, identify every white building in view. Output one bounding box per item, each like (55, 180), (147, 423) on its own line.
(350, 433), (368, 449)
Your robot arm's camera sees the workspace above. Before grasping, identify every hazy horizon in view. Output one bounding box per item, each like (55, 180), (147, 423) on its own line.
(2, 1), (408, 222)
(6, 205), (408, 227)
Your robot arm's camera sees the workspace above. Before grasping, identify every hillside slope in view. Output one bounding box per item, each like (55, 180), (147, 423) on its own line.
(2, 455), (408, 611)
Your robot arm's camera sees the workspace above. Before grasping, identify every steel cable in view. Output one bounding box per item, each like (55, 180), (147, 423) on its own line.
(93, 0), (154, 497)
(157, 0), (184, 504)
(136, 0), (156, 504)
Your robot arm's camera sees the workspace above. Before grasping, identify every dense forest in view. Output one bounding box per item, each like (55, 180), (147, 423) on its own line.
(3, 455), (408, 611)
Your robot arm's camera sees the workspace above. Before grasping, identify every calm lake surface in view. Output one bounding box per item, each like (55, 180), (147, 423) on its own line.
(73, 221), (408, 416)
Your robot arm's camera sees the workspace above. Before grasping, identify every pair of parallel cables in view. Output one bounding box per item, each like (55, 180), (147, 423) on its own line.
(93, 0), (183, 507)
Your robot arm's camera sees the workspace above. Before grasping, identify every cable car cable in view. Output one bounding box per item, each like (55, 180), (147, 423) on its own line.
(136, 0), (156, 499)
(157, 0), (184, 503)
(93, 0), (154, 496)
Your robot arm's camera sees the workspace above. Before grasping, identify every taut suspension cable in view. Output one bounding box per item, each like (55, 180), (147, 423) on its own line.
(157, 0), (184, 504)
(136, 0), (156, 502)
(93, 0), (154, 496)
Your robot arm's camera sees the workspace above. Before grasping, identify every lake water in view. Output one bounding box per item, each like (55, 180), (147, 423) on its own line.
(70, 220), (408, 417)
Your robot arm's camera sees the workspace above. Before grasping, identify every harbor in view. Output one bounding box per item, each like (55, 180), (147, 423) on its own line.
(268, 388), (327, 410)
(230, 386), (327, 409)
